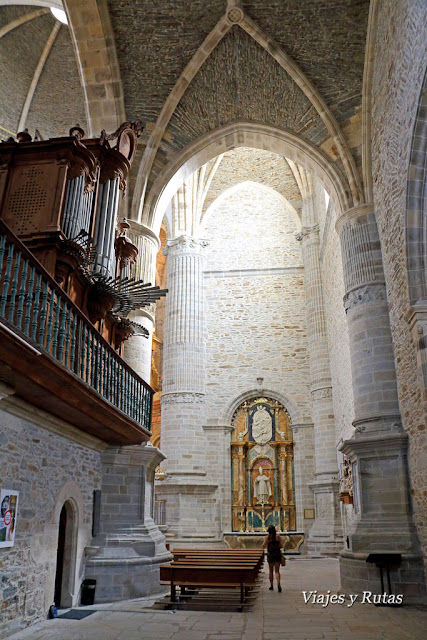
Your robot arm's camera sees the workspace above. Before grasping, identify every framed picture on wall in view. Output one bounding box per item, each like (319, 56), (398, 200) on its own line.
(0, 489), (19, 548)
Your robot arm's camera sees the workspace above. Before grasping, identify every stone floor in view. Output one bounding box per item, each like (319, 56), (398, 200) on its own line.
(7, 558), (427, 640)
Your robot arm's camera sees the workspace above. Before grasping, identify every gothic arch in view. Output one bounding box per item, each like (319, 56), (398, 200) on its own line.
(200, 180), (302, 234)
(144, 121), (352, 235)
(406, 68), (427, 304)
(0, 1), (61, 7)
(63, 0), (125, 136)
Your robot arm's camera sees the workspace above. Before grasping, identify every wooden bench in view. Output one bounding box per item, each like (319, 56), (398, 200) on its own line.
(160, 549), (264, 606)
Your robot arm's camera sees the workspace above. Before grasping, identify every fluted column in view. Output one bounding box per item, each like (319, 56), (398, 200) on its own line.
(160, 234), (208, 472)
(297, 218), (342, 554)
(336, 204), (423, 596)
(123, 221), (160, 383)
(156, 235), (218, 541)
(336, 204), (402, 435)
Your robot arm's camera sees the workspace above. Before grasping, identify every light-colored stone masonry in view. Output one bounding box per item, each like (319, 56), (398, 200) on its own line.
(0, 406), (101, 639)
(371, 0), (427, 577)
(202, 181), (314, 536)
(203, 182), (311, 422)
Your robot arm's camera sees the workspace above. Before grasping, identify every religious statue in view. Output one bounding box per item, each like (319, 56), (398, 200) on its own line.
(252, 405), (273, 444)
(254, 466), (272, 504)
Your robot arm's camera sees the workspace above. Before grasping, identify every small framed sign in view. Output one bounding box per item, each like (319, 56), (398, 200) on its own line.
(304, 508), (315, 519)
(0, 489), (19, 548)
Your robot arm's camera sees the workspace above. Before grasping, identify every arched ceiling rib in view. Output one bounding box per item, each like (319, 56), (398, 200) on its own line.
(201, 148), (302, 221)
(1, 1), (370, 218)
(115, 0), (369, 222)
(0, 3), (87, 139)
(147, 122), (351, 235)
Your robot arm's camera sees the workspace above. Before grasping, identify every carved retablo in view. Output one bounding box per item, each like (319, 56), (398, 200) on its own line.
(231, 396), (295, 533)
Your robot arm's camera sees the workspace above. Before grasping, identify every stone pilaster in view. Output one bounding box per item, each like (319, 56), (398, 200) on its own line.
(122, 221), (160, 384)
(85, 444), (172, 602)
(158, 235), (219, 542)
(297, 221), (343, 554)
(291, 422), (315, 533)
(336, 204), (424, 599)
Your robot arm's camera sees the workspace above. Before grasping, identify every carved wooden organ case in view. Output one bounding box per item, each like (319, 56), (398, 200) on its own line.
(0, 123), (166, 353)
(231, 397), (296, 532)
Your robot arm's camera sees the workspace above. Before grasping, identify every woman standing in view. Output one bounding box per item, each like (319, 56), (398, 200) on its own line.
(262, 524), (283, 592)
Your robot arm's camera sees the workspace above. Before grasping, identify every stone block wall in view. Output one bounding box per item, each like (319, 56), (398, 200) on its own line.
(370, 0), (427, 576)
(202, 181), (314, 535)
(203, 182), (311, 423)
(0, 406), (101, 638)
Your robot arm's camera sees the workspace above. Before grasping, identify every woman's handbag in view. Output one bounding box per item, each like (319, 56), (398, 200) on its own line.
(280, 554), (286, 567)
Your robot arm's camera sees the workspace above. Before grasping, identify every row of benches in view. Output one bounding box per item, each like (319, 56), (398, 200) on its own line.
(159, 548), (265, 607)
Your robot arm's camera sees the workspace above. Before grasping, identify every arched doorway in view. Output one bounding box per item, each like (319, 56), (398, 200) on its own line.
(54, 500), (77, 608)
(231, 396), (295, 533)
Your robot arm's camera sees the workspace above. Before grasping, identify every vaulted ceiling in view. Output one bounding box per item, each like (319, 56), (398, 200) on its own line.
(0, 0), (371, 226)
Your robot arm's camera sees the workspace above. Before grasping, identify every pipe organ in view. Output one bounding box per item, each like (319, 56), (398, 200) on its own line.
(0, 122), (167, 353)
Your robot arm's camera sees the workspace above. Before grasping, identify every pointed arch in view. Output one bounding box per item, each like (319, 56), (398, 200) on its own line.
(200, 180), (301, 234)
(145, 121), (351, 236)
(406, 68), (427, 304)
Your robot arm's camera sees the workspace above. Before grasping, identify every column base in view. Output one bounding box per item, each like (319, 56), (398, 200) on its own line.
(340, 431), (421, 555)
(155, 477), (220, 541)
(339, 551), (426, 604)
(307, 478), (343, 556)
(85, 519), (172, 602)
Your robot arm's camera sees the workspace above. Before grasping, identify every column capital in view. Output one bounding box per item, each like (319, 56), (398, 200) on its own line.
(164, 234), (209, 256)
(335, 203), (374, 235)
(295, 224), (320, 244)
(161, 392), (205, 405)
(127, 219), (161, 250)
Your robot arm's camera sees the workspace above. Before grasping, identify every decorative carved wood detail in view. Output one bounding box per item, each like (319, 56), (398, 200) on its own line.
(231, 396), (295, 532)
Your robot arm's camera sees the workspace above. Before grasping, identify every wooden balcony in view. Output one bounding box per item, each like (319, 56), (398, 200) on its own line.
(0, 221), (153, 445)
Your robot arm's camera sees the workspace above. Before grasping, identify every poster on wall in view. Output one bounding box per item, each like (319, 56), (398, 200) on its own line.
(0, 489), (19, 547)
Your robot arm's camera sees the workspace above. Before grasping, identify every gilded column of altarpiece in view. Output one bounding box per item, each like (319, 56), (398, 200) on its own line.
(231, 397), (296, 532)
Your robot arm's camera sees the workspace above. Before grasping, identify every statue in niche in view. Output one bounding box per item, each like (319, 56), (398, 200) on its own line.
(252, 405), (272, 445)
(254, 467), (272, 504)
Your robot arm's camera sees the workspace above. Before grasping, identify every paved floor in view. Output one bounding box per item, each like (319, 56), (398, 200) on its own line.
(7, 558), (427, 640)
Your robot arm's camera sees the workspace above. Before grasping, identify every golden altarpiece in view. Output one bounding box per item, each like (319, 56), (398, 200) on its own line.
(231, 397), (296, 532)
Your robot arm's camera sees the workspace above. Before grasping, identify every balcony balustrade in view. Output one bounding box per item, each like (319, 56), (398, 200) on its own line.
(0, 220), (153, 444)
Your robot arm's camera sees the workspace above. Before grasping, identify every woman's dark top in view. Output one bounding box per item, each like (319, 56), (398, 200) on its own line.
(267, 537), (282, 563)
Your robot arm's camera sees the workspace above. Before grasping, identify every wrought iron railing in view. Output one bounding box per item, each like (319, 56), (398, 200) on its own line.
(0, 220), (152, 432)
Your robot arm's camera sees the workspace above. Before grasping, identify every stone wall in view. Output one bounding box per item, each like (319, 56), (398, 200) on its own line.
(202, 181), (314, 535)
(370, 0), (427, 575)
(203, 181), (310, 421)
(0, 6), (87, 140)
(0, 406), (101, 638)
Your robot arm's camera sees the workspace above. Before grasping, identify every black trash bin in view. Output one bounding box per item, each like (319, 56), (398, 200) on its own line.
(81, 579), (96, 606)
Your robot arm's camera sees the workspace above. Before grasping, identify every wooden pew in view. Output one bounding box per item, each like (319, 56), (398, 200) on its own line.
(160, 549), (264, 606)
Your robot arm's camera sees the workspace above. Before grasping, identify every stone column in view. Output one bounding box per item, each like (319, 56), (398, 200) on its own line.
(85, 444), (172, 602)
(297, 220), (343, 554)
(123, 221), (160, 384)
(336, 204), (423, 598)
(156, 235), (219, 542)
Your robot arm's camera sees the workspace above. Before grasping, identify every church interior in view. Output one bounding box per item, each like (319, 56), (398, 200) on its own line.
(0, 0), (426, 637)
